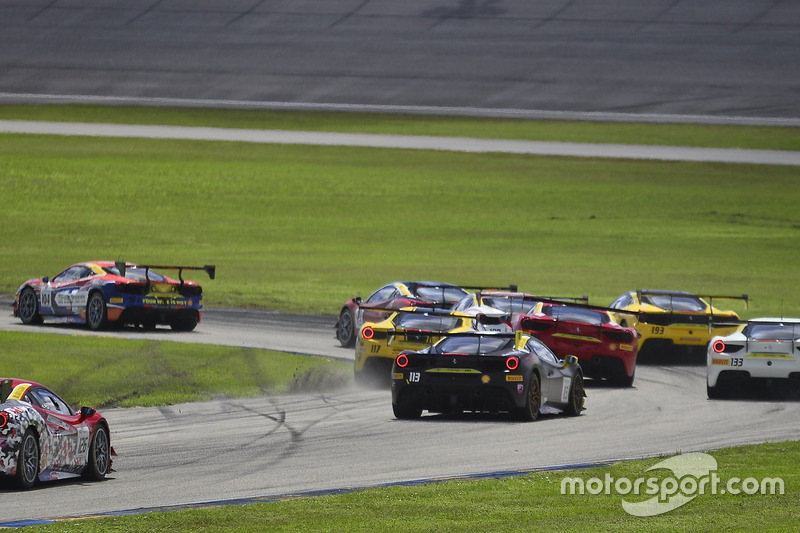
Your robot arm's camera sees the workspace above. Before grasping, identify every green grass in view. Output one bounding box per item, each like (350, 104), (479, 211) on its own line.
(1, 331), (350, 409)
(26, 441), (800, 532)
(1, 131), (798, 317)
(1, 104), (799, 150)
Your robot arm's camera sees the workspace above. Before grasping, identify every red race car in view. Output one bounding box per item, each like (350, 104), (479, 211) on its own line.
(0, 378), (115, 489)
(514, 302), (639, 387)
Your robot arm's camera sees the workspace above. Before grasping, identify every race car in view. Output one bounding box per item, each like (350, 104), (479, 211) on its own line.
(391, 331), (585, 421)
(707, 318), (800, 399)
(515, 302), (639, 387)
(335, 282), (516, 347)
(608, 290), (747, 356)
(354, 306), (508, 385)
(13, 261), (215, 331)
(0, 378), (115, 489)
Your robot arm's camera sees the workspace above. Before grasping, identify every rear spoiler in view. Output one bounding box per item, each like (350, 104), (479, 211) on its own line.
(636, 290), (748, 311)
(0, 379), (12, 403)
(115, 262), (216, 284)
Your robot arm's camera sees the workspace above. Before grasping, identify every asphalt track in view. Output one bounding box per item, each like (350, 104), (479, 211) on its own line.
(1, 0), (799, 122)
(1, 309), (800, 525)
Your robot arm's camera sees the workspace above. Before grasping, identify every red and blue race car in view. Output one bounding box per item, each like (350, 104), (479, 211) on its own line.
(13, 261), (215, 331)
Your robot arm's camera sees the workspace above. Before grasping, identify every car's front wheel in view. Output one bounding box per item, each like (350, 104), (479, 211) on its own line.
(16, 429), (39, 490)
(336, 309), (356, 347)
(18, 288), (43, 325)
(86, 292), (108, 330)
(84, 425), (111, 480)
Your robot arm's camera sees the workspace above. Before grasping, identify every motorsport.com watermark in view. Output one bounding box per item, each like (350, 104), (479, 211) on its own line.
(561, 452), (785, 516)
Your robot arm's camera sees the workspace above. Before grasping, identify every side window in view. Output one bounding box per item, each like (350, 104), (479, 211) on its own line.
(528, 338), (558, 364)
(26, 388), (74, 416)
(611, 294), (632, 309)
(367, 286), (396, 304)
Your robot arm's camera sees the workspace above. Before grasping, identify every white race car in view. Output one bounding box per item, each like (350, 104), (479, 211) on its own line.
(707, 318), (800, 398)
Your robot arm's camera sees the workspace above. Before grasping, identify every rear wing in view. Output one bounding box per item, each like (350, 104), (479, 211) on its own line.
(636, 290), (748, 310)
(115, 262), (216, 284)
(0, 379), (12, 403)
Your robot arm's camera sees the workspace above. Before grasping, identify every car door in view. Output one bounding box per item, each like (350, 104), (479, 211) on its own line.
(41, 265), (95, 318)
(528, 338), (571, 405)
(25, 387), (91, 473)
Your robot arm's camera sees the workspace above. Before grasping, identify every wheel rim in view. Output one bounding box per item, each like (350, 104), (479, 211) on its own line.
(338, 312), (354, 342)
(21, 434), (38, 484)
(528, 376), (541, 417)
(87, 295), (104, 327)
(93, 428), (109, 475)
(572, 375), (585, 411)
(19, 290), (37, 321)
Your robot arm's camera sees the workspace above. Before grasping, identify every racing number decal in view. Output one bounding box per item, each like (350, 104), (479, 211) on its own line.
(730, 358), (743, 367)
(408, 372), (421, 383)
(40, 290), (52, 307)
(370, 345), (380, 353)
(651, 326), (665, 335)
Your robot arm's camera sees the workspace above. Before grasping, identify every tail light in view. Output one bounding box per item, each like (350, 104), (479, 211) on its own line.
(506, 356), (519, 371)
(362, 326), (375, 340)
(0, 412), (7, 428)
(712, 340), (726, 353)
(396, 354), (409, 368)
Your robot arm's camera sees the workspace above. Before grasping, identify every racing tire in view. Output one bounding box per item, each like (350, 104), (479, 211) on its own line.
(707, 382), (727, 400)
(611, 369), (635, 388)
(336, 309), (356, 347)
(392, 402), (422, 420)
(517, 372), (541, 422)
(170, 311), (199, 332)
(565, 373), (586, 416)
(86, 291), (109, 330)
(16, 429), (39, 490)
(83, 425), (111, 480)
(18, 287), (43, 325)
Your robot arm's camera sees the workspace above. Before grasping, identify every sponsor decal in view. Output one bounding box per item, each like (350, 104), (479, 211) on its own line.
(54, 290), (88, 307)
(392, 372), (403, 380)
(711, 358), (729, 366)
(481, 375), (491, 384)
(517, 384), (524, 394)
(560, 378), (572, 403)
(619, 344), (634, 351)
(109, 297), (124, 304)
(505, 375), (523, 382)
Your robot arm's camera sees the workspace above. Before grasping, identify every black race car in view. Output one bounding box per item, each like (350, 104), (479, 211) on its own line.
(391, 331), (585, 421)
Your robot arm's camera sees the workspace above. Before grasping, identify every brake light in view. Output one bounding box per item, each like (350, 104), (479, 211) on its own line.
(0, 412), (7, 428)
(506, 356), (519, 371)
(396, 354), (409, 368)
(362, 326), (375, 340)
(712, 340), (726, 353)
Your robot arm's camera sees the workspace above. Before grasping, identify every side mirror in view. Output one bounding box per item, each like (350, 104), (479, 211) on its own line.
(80, 406), (96, 418)
(354, 297), (362, 305)
(43, 277), (50, 283)
(566, 355), (579, 366)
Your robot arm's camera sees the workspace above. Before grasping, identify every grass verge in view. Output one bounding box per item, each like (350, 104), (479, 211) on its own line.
(24, 440), (799, 532)
(1, 331), (351, 409)
(2, 131), (798, 317)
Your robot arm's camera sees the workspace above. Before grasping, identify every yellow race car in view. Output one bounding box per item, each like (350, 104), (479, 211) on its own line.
(355, 307), (491, 386)
(608, 290), (748, 356)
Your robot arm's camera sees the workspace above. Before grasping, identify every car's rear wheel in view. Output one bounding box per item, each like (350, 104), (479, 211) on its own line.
(84, 425), (111, 480)
(16, 429), (39, 490)
(18, 288), (43, 325)
(393, 402), (422, 420)
(517, 372), (541, 421)
(86, 292), (108, 330)
(170, 311), (199, 332)
(337, 309), (356, 347)
(565, 373), (586, 416)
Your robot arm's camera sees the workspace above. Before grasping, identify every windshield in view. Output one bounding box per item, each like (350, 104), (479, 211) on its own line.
(395, 313), (460, 332)
(543, 306), (609, 326)
(104, 266), (167, 282)
(415, 286), (469, 304)
(747, 323), (800, 341)
(480, 296), (533, 314)
(435, 336), (513, 355)
(641, 295), (705, 312)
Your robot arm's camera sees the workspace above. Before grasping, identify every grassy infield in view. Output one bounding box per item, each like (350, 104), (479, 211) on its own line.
(1, 105), (799, 531)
